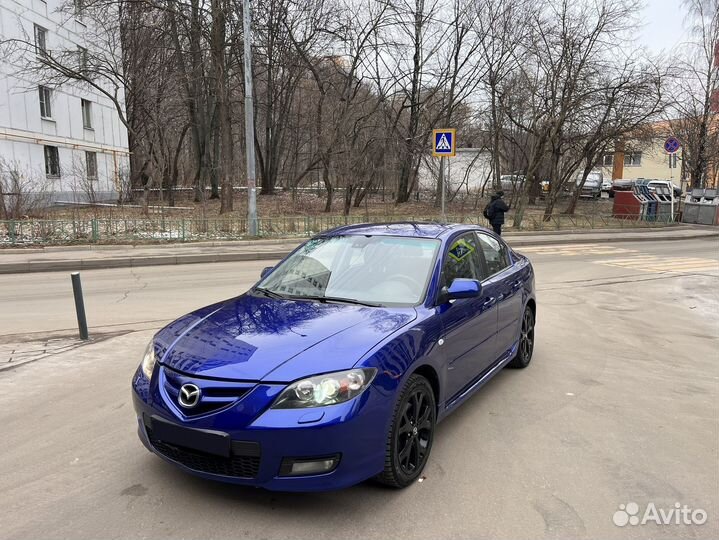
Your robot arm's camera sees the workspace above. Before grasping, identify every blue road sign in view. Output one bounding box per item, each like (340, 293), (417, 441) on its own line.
(664, 136), (681, 154)
(432, 128), (456, 157)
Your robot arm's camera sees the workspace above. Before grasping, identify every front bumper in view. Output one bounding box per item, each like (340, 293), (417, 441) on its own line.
(132, 365), (389, 491)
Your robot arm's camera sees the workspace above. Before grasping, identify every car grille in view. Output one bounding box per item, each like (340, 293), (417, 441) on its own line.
(146, 427), (261, 478)
(162, 367), (253, 417)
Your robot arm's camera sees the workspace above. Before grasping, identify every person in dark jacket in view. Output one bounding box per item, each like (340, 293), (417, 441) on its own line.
(489, 191), (510, 236)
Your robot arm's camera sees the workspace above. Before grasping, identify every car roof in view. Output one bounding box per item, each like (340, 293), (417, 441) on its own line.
(321, 221), (479, 239)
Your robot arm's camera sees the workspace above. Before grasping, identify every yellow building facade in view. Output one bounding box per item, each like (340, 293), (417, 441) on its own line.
(599, 120), (717, 190)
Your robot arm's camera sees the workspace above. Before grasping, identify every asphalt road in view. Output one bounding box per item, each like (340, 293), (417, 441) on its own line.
(1, 237), (717, 539)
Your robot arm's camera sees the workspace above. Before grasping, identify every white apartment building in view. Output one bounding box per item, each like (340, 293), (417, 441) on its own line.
(0, 0), (129, 204)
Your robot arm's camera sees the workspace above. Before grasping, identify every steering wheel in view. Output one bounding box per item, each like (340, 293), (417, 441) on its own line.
(385, 274), (422, 292)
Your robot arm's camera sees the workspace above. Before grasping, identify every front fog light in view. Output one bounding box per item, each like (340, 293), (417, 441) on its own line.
(279, 455), (340, 477)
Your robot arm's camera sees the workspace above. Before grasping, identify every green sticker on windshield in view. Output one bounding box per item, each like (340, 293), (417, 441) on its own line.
(448, 238), (474, 262)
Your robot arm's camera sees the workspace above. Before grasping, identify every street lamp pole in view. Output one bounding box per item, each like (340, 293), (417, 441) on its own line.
(243, 0), (258, 236)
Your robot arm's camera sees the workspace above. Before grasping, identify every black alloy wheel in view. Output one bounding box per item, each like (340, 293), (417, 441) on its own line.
(376, 374), (436, 488)
(508, 306), (535, 368)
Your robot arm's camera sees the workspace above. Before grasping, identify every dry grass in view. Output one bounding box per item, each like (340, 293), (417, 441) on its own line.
(36, 190), (614, 222)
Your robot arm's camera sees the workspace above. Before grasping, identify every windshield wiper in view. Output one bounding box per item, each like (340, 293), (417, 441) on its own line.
(253, 287), (288, 299)
(255, 288), (382, 307)
(289, 294), (383, 308)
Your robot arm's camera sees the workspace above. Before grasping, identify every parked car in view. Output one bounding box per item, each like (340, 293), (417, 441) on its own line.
(601, 179), (613, 194)
(132, 223), (536, 491)
(500, 174), (526, 192)
(575, 170), (603, 198)
(647, 180), (682, 199)
(609, 179), (633, 198)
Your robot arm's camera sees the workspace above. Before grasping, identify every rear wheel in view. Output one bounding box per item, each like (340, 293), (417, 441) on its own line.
(376, 374), (436, 488)
(507, 306), (535, 369)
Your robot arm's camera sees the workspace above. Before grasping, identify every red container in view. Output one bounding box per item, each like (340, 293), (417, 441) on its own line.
(613, 191), (641, 220)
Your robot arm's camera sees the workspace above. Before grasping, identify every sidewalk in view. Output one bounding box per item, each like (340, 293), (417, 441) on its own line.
(1, 225), (717, 274)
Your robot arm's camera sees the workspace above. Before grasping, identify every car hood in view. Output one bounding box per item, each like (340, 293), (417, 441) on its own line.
(156, 294), (417, 381)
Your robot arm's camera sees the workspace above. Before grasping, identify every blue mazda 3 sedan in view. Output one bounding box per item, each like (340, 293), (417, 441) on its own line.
(132, 222), (536, 491)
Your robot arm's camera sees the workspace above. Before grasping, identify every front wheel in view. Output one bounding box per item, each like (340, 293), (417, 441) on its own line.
(507, 306), (535, 368)
(376, 374), (436, 488)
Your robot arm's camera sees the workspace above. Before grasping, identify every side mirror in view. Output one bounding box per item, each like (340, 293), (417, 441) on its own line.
(260, 266), (274, 279)
(439, 278), (481, 303)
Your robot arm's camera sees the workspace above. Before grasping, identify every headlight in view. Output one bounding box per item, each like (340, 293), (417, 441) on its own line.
(272, 368), (377, 409)
(141, 340), (156, 380)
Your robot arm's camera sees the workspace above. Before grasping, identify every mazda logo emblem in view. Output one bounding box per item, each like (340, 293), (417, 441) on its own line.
(178, 383), (201, 408)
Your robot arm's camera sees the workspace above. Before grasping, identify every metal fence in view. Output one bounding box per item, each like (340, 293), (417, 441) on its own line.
(0, 210), (678, 246)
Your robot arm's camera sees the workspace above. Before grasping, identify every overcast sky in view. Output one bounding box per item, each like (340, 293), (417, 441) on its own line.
(639, 0), (692, 54)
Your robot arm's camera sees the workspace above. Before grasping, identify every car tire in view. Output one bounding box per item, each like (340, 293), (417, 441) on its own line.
(375, 374), (436, 488)
(507, 306), (535, 369)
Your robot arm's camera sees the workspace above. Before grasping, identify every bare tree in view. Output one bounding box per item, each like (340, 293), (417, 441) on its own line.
(499, 0), (649, 227)
(668, 0), (718, 189)
(0, 159), (52, 219)
(472, 0), (534, 191)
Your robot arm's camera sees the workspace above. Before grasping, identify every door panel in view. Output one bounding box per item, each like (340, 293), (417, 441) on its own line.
(495, 268), (523, 358)
(437, 233), (499, 401)
(438, 286), (498, 400)
(475, 232), (523, 360)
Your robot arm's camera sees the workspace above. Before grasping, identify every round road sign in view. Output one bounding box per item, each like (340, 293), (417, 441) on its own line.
(664, 136), (681, 154)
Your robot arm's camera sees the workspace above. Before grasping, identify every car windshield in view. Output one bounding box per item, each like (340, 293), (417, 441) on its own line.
(256, 235), (440, 306)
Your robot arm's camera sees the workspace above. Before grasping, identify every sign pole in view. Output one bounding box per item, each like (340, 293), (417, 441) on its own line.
(432, 128), (456, 224)
(663, 136), (681, 221)
(668, 179), (675, 222)
(440, 156), (446, 223)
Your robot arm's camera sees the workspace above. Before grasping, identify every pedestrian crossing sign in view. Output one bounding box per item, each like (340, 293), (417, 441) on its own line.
(432, 128), (456, 157)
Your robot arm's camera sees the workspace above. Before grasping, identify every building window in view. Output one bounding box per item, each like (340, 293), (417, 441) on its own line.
(34, 24), (47, 56)
(39, 86), (52, 118)
(600, 154), (613, 167)
(81, 99), (92, 129)
(85, 151), (97, 179)
(624, 152), (642, 167)
(44, 146), (60, 177)
(78, 46), (88, 73)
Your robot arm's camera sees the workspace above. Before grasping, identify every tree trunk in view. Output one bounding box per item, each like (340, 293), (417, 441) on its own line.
(211, 0), (232, 214)
(396, 0), (423, 204)
(343, 185), (354, 216)
(353, 169), (377, 208)
(322, 158), (332, 212)
(564, 162), (593, 215)
(490, 83), (502, 191)
(541, 144), (562, 220)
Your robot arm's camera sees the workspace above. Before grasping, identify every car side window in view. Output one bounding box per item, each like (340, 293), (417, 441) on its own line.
(475, 233), (511, 278)
(441, 233), (482, 288)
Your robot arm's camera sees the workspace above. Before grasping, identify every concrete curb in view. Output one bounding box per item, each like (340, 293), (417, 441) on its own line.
(1, 231), (717, 275)
(0, 237), (306, 254)
(0, 250), (290, 275)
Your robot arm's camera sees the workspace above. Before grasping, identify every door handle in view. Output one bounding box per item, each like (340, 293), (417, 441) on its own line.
(482, 297), (495, 308)
(511, 280), (522, 290)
